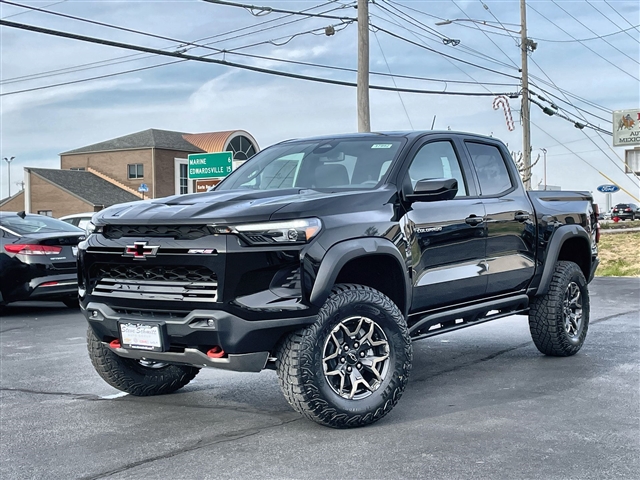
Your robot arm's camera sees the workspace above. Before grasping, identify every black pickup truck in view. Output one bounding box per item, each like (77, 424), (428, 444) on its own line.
(79, 131), (599, 428)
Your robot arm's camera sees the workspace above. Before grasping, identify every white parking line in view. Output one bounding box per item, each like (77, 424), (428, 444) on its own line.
(101, 392), (128, 399)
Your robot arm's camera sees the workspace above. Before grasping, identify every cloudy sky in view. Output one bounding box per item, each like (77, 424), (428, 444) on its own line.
(1, 0), (639, 208)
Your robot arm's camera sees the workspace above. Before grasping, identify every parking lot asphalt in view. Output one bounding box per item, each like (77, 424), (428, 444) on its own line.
(1, 277), (638, 480)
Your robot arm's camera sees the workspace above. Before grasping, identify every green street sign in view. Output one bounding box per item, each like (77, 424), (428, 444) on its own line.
(187, 152), (233, 179)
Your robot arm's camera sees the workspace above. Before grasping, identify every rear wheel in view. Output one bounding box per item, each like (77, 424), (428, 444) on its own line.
(529, 261), (589, 356)
(87, 327), (199, 396)
(276, 284), (412, 428)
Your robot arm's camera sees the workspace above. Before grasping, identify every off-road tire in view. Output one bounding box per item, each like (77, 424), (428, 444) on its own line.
(529, 261), (590, 356)
(275, 284), (412, 428)
(87, 327), (199, 396)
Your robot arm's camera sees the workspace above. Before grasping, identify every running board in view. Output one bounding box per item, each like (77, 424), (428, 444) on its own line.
(408, 294), (529, 342)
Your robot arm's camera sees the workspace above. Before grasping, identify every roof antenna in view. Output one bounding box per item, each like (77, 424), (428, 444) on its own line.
(431, 115), (437, 130)
(17, 211), (26, 219)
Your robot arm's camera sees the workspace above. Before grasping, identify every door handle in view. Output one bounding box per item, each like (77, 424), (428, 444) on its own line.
(465, 215), (484, 226)
(515, 212), (530, 222)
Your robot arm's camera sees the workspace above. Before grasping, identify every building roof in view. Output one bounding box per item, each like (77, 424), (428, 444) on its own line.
(61, 129), (206, 155)
(0, 190), (24, 207)
(28, 168), (141, 207)
(182, 131), (236, 153)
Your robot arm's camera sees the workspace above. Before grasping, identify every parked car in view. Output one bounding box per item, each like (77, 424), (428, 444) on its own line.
(611, 203), (639, 220)
(0, 212), (85, 310)
(59, 212), (95, 231)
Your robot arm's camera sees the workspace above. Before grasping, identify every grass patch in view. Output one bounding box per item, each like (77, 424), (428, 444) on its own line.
(597, 232), (640, 277)
(600, 220), (640, 230)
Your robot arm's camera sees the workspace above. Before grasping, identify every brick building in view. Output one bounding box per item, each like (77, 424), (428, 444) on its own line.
(0, 128), (259, 218)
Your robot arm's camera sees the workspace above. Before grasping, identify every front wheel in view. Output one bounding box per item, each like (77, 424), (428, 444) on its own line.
(529, 261), (590, 356)
(276, 284), (412, 428)
(87, 327), (199, 396)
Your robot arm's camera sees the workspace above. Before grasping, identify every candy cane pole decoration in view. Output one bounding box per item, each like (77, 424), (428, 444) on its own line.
(493, 95), (515, 131)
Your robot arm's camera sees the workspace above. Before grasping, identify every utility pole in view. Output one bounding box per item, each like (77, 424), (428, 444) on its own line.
(520, 0), (531, 190)
(357, 0), (370, 132)
(3, 156), (15, 197)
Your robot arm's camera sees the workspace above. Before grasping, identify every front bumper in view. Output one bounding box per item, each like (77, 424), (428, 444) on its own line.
(84, 301), (317, 371)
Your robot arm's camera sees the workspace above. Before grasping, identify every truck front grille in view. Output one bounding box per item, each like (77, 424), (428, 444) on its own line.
(103, 224), (211, 240)
(91, 265), (217, 302)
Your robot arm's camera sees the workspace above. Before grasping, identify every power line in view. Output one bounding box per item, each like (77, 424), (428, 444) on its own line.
(371, 24), (520, 81)
(585, 0), (640, 45)
(531, 119), (640, 201)
(1, 0), (348, 85)
(528, 3), (639, 81)
(529, 88), (610, 124)
(201, 0), (356, 21)
(475, 0), (634, 187)
(0, 19), (517, 97)
(0, 0), (65, 19)
(452, 0), (519, 69)
(603, 0), (640, 33)
(376, 0), (518, 72)
(368, 4), (496, 96)
(372, 29), (414, 128)
(550, 0), (638, 64)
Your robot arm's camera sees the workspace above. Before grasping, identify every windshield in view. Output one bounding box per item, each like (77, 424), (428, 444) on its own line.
(0, 214), (84, 235)
(217, 138), (405, 191)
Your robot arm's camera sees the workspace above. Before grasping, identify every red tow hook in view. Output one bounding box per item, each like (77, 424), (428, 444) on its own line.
(207, 346), (225, 358)
(109, 339), (121, 349)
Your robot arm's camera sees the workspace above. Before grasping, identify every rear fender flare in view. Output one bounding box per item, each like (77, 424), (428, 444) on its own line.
(309, 238), (410, 315)
(536, 225), (591, 296)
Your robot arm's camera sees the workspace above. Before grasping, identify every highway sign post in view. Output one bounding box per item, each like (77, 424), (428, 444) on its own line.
(187, 152), (233, 179)
(138, 183), (149, 199)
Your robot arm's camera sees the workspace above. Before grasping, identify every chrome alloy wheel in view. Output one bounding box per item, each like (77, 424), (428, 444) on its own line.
(322, 316), (390, 400)
(563, 281), (583, 339)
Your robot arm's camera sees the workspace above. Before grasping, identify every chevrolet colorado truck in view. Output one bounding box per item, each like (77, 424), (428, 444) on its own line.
(79, 131), (599, 428)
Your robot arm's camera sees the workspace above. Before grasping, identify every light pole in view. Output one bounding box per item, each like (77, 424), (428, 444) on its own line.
(541, 148), (547, 190)
(3, 156), (15, 197)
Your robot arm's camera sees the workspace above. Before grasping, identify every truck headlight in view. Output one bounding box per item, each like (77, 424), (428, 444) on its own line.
(213, 218), (322, 245)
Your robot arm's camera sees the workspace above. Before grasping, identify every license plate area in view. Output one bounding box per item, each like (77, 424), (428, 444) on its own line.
(118, 322), (167, 352)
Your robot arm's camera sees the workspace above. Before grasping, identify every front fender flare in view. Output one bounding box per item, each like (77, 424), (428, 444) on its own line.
(309, 238), (410, 315)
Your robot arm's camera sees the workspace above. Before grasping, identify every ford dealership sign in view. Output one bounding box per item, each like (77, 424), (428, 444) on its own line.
(597, 184), (620, 193)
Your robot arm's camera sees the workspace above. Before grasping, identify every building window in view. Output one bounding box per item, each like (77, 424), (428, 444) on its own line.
(179, 163), (188, 194)
(70, 167), (85, 171)
(37, 210), (53, 217)
(226, 135), (257, 161)
(128, 164), (144, 179)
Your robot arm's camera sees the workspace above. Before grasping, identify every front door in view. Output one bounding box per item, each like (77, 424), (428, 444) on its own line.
(401, 138), (487, 312)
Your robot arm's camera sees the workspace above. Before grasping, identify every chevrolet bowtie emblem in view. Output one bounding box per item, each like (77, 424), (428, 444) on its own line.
(123, 241), (159, 260)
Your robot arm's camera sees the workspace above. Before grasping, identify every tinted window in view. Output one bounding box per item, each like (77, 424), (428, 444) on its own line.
(466, 142), (513, 196)
(407, 141), (468, 197)
(218, 139), (405, 191)
(0, 215), (83, 235)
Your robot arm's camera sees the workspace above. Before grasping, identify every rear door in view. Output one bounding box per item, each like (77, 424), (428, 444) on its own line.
(400, 136), (487, 312)
(462, 140), (536, 296)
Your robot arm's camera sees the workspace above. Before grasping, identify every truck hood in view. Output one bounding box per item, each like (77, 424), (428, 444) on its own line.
(93, 187), (396, 225)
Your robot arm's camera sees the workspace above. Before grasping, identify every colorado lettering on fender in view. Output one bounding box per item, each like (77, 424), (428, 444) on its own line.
(416, 226), (443, 233)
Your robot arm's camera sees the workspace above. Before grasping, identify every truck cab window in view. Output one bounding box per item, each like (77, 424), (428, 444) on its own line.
(465, 142), (513, 196)
(407, 141), (468, 197)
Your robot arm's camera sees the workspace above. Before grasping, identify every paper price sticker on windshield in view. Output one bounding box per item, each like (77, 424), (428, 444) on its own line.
(371, 144), (393, 149)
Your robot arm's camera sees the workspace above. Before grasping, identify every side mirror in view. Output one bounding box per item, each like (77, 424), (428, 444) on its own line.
(406, 178), (458, 202)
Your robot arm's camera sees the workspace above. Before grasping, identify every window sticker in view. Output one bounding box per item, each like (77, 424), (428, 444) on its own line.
(371, 144), (393, 149)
